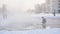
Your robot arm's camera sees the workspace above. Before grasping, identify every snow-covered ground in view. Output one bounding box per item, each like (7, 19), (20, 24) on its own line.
(0, 28), (60, 34)
(0, 13), (60, 30)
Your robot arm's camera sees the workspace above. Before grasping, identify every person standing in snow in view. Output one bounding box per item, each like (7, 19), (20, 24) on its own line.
(42, 16), (47, 29)
(53, 10), (56, 16)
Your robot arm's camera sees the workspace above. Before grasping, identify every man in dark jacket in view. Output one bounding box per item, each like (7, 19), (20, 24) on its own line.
(42, 16), (47, 29)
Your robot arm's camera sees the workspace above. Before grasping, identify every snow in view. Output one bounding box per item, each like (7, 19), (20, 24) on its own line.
(0, 13), (60, 30)
(0, 28), (60, 34)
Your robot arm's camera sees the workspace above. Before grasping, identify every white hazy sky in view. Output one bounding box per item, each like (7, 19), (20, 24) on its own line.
(0, 0), (46, 12)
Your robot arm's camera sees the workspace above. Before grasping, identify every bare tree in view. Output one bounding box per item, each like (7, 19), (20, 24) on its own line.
(34, 4), (41, 13)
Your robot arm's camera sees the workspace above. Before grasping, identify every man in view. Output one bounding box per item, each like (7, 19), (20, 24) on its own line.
(53, 11), (55, 16)
(42, 16), (47, 29)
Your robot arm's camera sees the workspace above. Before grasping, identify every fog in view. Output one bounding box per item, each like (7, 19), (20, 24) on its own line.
(0, 0), (45, 12)
(0, 0), (60, 31)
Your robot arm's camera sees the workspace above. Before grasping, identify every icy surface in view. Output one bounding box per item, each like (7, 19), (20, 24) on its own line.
(0, 28), (60, 34)
(0, 13), (60, 30)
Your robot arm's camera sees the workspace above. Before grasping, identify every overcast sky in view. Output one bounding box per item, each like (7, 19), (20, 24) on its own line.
(0, 0), (45, 12)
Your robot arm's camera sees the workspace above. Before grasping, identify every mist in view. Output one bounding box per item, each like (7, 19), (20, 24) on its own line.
(0, 0), (45, 14)
(0, 0), (60, 31)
